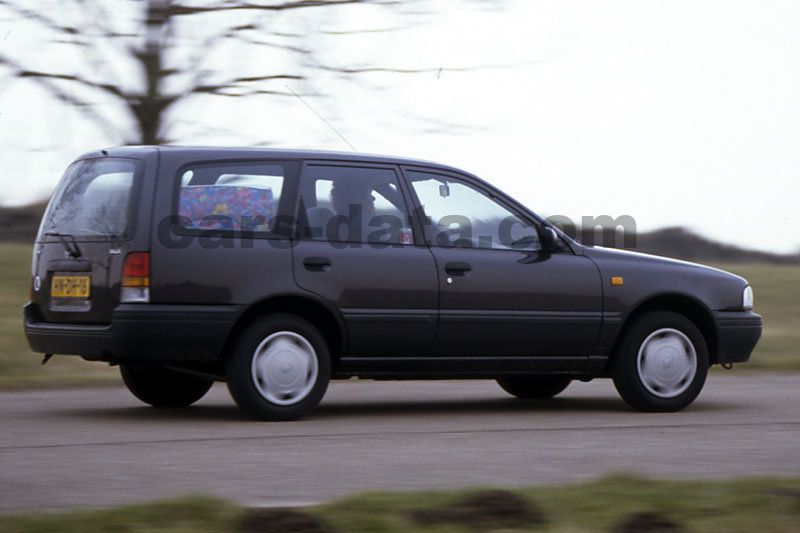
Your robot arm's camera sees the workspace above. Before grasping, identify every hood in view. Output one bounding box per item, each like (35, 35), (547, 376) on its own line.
(582, 246), (747, 283)
(579, 244), (750, 311)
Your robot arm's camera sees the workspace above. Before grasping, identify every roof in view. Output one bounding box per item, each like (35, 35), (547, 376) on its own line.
(79, 145), (474, 177)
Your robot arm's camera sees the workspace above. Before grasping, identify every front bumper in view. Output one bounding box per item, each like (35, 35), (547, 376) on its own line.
(24, 303), (242, 362)
(713, 310), (763, 364)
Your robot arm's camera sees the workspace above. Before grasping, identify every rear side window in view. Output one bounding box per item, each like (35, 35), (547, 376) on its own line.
(177, 162), (285, 232)
(40, 158), (139, 240)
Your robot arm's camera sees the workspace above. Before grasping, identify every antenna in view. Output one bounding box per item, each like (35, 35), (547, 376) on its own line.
(285, 84), (357, 152)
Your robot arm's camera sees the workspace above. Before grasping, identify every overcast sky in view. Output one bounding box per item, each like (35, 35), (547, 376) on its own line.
(1, 0), (798, 253)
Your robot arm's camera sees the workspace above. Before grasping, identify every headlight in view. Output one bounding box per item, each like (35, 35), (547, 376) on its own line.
(742, 285), (753, 309)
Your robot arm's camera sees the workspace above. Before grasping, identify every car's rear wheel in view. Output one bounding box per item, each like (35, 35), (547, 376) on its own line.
(120, 364), (214, 407)
(226, 314), (331, 421)
(497, 377), (572, 399)
(612, 311), (709, 412)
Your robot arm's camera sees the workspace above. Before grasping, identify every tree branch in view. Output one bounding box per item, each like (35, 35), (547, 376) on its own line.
(0, 0), (79, 36)
(16, 69), (127, 99)
(167, 0), (396, 17)
(230, 74), (304, 83)
(0, 0), (136, 39)
(315, 61), (536, 75)
(0, 53), (122, 141)
(319, 25), (409, 35)
(236, 36), (311, 56)
(190, 86), (312, 97)
(188, 74), (311, 97)
(180, 66), (305, 98)
(67, 0), (139, 76)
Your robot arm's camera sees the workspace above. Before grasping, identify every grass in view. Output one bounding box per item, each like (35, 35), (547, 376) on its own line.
(714, 262), (800, 370)
(1, 475), (799, 532)
(0, 242), (799, 389)
(0, 495), (238, 533)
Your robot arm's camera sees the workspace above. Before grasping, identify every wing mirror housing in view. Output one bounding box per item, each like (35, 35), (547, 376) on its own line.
(538, 226), (559, 252)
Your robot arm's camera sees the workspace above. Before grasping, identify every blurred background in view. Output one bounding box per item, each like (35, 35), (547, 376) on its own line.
(0, 3), (799, 530)
(2, 0), (800, 249)
(0, 0), (798, 381)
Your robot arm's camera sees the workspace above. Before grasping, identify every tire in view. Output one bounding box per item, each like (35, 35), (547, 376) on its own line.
(120, 364), (214, 407)
(612, 311), (709, 412)
(226, 314), (331, 421)
(497, 377), (572, 399)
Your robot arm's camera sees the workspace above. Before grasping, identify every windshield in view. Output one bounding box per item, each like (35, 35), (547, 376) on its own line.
(39, 158), (139, 240)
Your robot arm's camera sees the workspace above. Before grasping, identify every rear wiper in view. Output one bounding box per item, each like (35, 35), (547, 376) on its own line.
(45, 232), (82, 259)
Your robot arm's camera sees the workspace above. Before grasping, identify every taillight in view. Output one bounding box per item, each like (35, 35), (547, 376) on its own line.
(121, 252), (150, 303)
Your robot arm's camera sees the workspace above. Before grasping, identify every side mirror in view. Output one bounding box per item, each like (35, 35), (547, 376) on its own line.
(538, 226), (558, 251)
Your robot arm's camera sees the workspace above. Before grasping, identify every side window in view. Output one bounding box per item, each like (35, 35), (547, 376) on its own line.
(298, 165), (413, 245)
(407, 171), (540, 251)
(177, 162), (285, 232)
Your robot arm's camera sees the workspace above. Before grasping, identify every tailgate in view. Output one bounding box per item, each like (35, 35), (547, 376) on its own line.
(29, 157), (142, 325)
(31, 242), (129, 325)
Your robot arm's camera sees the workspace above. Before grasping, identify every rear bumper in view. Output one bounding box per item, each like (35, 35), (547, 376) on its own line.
(713, 310), (763, 364)
(24, 303), (242, 362)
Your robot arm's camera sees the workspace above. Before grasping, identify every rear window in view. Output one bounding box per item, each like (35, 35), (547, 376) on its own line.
(177, 162), (285, 232)
(40, 158), (139, 240)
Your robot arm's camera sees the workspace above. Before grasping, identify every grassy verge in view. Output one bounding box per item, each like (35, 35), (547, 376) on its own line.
(712, 262), (800, 371)
(1, 242), (799, 389)
(1, 475), (799, 532)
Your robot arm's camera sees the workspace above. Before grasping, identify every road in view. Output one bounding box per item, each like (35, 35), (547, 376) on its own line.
(1, 373), (799, 511)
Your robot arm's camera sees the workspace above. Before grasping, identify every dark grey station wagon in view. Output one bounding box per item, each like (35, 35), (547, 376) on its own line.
(24, 146), (762, 420)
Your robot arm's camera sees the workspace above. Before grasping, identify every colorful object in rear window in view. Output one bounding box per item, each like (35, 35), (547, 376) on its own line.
(179, 186), (275, 231)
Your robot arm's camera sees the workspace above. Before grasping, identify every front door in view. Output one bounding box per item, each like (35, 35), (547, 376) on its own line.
(292, 163), (438, 357)
(404, 168), (603, 357)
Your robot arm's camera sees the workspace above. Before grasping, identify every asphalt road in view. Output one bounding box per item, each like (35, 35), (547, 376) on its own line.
(1, 373), (799, 511)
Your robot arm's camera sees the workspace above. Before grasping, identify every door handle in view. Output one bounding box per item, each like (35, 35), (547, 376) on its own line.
(303, 256), (332, 272)
(444, 261), (472, 276)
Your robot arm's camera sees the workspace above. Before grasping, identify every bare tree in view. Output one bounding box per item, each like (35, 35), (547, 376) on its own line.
(0, 0), (501, 145)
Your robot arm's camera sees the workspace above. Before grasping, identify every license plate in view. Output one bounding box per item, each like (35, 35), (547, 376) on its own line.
(51, 276), (91, 299)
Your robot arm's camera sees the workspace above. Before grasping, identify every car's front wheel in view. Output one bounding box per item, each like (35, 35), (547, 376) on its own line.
(120, 364), (214, 407)
(612, 311), (709, 412)
(226, 314), (331, 421)
(497, 377), (572, 399)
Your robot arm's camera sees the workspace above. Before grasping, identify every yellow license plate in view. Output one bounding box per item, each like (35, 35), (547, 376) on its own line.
(51, 276), (91, 299)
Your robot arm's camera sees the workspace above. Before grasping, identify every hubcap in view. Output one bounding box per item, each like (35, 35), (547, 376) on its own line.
(636, 328), (697, 399)
(250, 331), (318, 406)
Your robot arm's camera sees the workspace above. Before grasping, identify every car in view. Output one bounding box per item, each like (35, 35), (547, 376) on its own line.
(24, 146), (763, 420)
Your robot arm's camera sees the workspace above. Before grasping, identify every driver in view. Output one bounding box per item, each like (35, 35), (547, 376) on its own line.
(330, 178), (376, 220)
(329, 177), (377, 243)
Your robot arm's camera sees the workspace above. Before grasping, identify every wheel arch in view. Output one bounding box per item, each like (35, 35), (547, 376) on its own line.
(607, 293), (718, 369)
(222, 293), (347, 369)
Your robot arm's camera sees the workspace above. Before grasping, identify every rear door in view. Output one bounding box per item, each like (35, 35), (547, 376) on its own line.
(291, 162), (438, 356)
(30, 156), (147, 324)
(149, 158), (298, 306)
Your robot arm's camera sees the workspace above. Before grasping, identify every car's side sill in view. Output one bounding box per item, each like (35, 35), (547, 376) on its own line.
(334, 356), (607, 379)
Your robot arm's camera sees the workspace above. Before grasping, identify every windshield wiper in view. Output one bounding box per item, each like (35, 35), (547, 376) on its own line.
(45, 232), (82, 259)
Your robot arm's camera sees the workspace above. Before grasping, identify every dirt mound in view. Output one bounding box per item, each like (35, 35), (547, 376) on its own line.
(614, 510), (684, 533)
(237, 508), (336, 533)
(409, 489), (546, 529)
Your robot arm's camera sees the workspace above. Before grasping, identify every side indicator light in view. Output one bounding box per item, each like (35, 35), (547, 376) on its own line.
(611, 276), (624, 286)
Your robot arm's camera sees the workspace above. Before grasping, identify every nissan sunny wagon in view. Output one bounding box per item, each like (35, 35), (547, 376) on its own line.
(24, 146), (762, 420)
